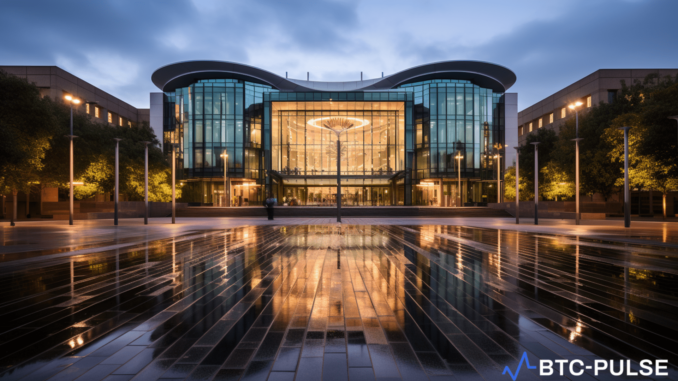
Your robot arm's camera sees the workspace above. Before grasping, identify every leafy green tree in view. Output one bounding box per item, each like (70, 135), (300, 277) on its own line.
(503, 165), (533, 201)
(0, 70), (57, 220)
(126, 165), (178, 202)
(516, 128), (557, 201)
(540, 163), (574, 201)
(40, 97), (171, 201)
(73, 156), (113, 199)
(1, 69), (174, 212)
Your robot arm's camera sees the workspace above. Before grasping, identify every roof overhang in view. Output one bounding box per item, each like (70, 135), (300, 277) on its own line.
(152, 60), (516, 93)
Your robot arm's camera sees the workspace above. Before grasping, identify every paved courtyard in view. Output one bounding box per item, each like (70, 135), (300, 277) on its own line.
(0, 218), (677, 380)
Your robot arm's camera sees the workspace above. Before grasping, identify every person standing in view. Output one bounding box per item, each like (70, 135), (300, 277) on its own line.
(264, 194), (274, 220)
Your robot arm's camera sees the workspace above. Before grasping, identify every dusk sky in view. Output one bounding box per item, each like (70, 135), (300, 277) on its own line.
(1, 0), (676, 110)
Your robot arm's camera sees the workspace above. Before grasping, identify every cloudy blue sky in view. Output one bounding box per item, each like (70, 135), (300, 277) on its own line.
(1, 0), (676, 110)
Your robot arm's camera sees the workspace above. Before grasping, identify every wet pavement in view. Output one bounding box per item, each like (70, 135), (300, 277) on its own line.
(0, 221), (677, 380)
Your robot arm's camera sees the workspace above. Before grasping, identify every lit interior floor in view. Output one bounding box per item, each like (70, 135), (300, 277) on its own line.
(0, 222), (676, 380)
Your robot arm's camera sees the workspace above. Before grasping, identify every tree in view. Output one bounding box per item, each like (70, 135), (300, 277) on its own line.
(41, 100), (172, 202)
(540, 163), (574, 201)
(517, 128), (558, 201)
(504, 165), (533, 201)
(0, 70), (57, 221)
(0, 69), (175, 215)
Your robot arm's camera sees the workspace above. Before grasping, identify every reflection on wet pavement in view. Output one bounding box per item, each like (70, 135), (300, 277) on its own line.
(0, 224), (676, 380)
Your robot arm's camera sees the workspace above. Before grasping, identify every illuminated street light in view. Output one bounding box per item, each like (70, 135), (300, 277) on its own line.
(221, 150), (229, 207)
(619, 127), (631, 228)
(142, 141), (151, 225)
(64, 94), (81, 226)
(455, 152), (464, 207)
(113, 138), (122, 226)
(171, 144), (178, 224)
(531, 142), (540, 225)
(569, 101), (584, 225)
(514, 146), (520, 224)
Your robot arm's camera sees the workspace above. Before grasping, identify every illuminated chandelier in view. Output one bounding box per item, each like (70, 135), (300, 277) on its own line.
(307, 117), (369, 133)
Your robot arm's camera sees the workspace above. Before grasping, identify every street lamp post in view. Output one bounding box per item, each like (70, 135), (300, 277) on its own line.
(113, 138), (122, 226)
(337, 138), (341, 222)
(221, 150), (229, 207)
(514, 146), (520, 224)
(142, 141), (151, 225)
(569, 101), (584, 225)
(624, 129), (631, 227)
(171, 144), (177, 224)
(493, 151), (501, 203)
(531, 142), (540, 225)
(455, 152), (463, 207)
(64, 95), (81, 225)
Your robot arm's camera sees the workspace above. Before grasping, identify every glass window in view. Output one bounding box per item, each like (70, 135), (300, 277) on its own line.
(465, 120), (473, 144)
(549, 113), (554, 124)
(608, 90), (618, 104)
(456, 92), (464, 116)
(195, 149), (203, 169)
(196, 121), (203, 143)
(586, 95), (592, 108)
(95, 107), (99, 118)
(456, 120), (464, 142)
(561, 108), (566, 118)
(205, 91), (213, 115)
(446, 120), (455, 145)
(195, 91), (203, 115)
(206, 120), (212, 143)
(119, 117), (123, 127)
(108, 112), (112, 123)
(437, 89), (445, 115)
(447, 92), (455, 115)
(236, 120), (243, 143)
(529, 122), (533, 132)
(205, 148), (212, 168)
(538, 118), (542, 128)
(85, 103), (89, 114)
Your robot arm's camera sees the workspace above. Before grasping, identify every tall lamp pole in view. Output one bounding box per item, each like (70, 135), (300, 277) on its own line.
(514, 147), (520, 224)
(64, 95), (81, 226)
(531, 142), (540, 225)
(142, 141), (151, 225)
(113, 138), (122, 226)
(323, 123), (350, 223)
(337, 138), (341, 222)
(569, 101), (584, 225)
(624, 128), (631, 228)
(171, 144), (177, 224)
(455, 152), (463, 207)
(493, 148), (501, 203)
(221, 150), (229, 207)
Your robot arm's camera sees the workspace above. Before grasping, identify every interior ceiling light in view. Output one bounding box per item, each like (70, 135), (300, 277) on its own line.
(307, 117), (369, 132)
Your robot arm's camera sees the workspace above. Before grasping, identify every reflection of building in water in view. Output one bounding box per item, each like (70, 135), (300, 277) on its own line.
(152, 61), (517, 206)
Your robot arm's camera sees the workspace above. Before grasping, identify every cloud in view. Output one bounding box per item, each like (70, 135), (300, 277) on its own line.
(0, 0), (675, 110)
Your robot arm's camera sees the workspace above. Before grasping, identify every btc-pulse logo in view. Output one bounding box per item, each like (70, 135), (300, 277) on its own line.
(503, 353), (670, 379)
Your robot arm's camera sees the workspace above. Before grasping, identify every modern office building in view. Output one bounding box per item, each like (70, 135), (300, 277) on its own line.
(518, 68), (678, 144)
(151, 60), (517, 206)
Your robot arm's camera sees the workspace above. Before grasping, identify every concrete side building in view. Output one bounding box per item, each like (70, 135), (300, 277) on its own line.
(518, 69), (678, 144)
(0, 65), (150, 128)
(0, 65), (155, 219)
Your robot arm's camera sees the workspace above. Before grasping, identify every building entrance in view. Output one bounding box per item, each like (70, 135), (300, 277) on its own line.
(282, 186), (392, 206)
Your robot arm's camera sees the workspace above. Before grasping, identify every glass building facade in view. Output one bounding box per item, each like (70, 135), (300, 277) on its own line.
(153, 60), (515, 207)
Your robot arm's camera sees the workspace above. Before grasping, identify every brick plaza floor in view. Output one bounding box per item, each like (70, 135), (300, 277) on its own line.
(0, 218), (676, 380)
